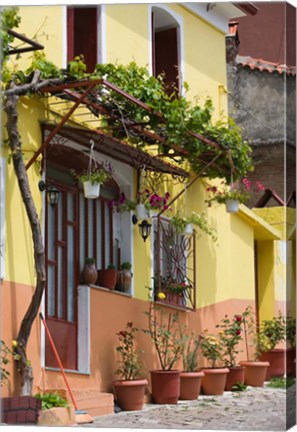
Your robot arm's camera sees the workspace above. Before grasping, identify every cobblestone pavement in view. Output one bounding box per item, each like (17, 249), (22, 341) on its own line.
(80, 384), (296, 431)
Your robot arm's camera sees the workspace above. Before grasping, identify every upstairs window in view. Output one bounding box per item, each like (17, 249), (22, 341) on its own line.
(67, 6), (98, 73)
(152, 7), (181, 94)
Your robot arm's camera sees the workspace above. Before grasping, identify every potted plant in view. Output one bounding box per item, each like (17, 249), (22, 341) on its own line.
(73, 159), (114, 199)
(143, 302), (182, 404)
(81, 257), (97, 285)
(117, 262), (133, 293)
(108, 192), (136, 213)
(155, 275), (188, 307)
(112, 322), (148, 411)
(136, 189), (171, 219)
(206, 178), (265, 213)
(258, 314), (286, 380)
(200, 331), (229, 395)
(1, 340), (42, 425)
(171, 212), (217, 241)
(97, 264), (118, 290)
(286, 316), (296, 377)
(35, 391), (75, 426)
(216, 314), (245, 391)
(178, 326), (204, 400)
(239, 306), (270, 387)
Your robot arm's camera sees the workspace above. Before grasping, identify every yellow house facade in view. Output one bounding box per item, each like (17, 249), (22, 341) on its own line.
(1, 3), (294, 414)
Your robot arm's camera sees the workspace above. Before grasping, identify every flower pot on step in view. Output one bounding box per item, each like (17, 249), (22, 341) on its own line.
(239, 361), (270, 387)
(112, 379), (148, 411)
(179, 371), (204, 400)
(225, 365), (245, 391)
(201, 368), (229, 395)
(150, 370), (180, 404)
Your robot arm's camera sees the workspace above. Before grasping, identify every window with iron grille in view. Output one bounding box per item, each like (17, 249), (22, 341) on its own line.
(153, 217), (196, 310)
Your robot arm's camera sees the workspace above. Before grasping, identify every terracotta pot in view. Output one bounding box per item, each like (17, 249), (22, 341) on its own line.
(117, 269), (132, 292)
(150, 370), (180, 404)
(239, 361), (270, 387)
(225, 365), (245, 391)
(201, 368), (229, 395)
(97, 269), (118, 289)
(286, 347), (296, 377)
(161, 292), (186, 307)
(82, 263), (97, 285)
(260, 349), (285, 380)
(179, 371), (204, 400)
(113, 379), (148, 411)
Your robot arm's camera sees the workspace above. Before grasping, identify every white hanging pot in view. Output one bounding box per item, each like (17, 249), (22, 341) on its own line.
(183, 223), (193, 235)
(225, 199), (239, 213)
(136, 204), (147, 219)
(83, 181), (101, 199)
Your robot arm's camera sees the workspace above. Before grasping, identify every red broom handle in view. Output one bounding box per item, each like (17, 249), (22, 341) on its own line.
(39, 312), (78, 410)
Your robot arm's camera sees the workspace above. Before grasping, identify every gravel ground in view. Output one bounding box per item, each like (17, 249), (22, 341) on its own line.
(79, 383), (296, 431)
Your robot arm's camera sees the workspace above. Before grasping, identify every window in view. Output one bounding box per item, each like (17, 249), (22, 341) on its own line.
(67, 6), (98, 73)
(152, 7), (181, 94)
(153, 217), (196, 309)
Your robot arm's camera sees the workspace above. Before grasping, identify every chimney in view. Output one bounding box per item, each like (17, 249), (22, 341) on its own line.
(226, 21), (240, 64)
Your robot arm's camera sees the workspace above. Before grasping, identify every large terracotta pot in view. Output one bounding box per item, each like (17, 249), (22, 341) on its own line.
(150, 370), (180, 404)
(286, 347), (296, 377)
(201, 368), (229, 395)
(179, 371), (204, 400)
(97, 269), (118, 289)
(239, 361), (270, 387)
(225, 365), (245, 391)
(117, 269), (132, 292)
(260, 349), (285, 380)
(112, 379), (148, 411)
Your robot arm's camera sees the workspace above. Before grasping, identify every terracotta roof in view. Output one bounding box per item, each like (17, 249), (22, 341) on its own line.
(236, 55), (296, 76)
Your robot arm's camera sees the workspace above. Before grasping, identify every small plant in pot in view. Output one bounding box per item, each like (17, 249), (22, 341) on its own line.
(112, 322), (148, 411)
(239, 306), (270, 387)
(178, 326), (204, 400)
(258, 314), (286, 380)
(97, 264), (118, 290)
(73, 158), (114, 199)
(81, 257), (97, 285)
(216, 314), (245, 391)
(200, 331), (229, 395)
(143, 301), (182, 404)
(171, 212), (217, 241)
(117, 262), (133, 293)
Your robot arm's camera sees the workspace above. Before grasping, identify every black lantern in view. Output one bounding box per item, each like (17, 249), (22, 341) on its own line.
(38, 181), (60, 207)
(138, 219), (152, 242)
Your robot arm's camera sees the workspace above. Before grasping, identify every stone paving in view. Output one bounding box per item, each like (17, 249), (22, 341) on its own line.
(80, 383), (296, 431)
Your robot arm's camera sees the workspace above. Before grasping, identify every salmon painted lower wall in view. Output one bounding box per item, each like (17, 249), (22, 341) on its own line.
(0, 280), (257, 397)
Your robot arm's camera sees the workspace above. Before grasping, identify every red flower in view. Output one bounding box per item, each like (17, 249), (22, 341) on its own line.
(127, 322), (133, 328)
(236, 329), (241, 335)
(235, 315), (242, 322)
(118, 331), (127, 337)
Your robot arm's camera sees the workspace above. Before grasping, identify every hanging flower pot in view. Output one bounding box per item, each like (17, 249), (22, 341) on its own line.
(136, 204), (147, 219)
(183, 223), (193, 235)
(82, 181), (101, 199)
(225, 199), (239, 213)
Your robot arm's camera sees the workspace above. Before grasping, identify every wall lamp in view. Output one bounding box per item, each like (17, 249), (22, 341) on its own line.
(132, 215), (152, 242)
(38, 180), (61, 207)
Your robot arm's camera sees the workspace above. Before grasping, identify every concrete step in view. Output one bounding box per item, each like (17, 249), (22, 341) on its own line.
(71, 389), (114, 417)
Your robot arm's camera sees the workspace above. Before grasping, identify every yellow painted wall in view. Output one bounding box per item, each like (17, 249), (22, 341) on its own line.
(257, 241), (275, 321)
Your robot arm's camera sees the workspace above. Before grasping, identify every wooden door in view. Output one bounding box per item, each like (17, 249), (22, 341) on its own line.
(45, 181), (78, 370)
